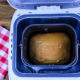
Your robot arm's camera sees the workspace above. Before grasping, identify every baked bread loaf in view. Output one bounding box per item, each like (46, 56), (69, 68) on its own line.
(30, 33), (71, 64)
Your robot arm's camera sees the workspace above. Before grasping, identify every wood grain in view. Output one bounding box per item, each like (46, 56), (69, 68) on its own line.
(0, 0), (15, 30)
(0, 0), (15, 80)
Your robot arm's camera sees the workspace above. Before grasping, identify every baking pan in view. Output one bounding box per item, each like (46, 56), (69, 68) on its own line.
(21, 24), (78, 72)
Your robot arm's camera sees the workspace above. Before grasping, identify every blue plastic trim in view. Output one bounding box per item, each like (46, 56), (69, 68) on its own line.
(7, 0), (80, 9)
(13, 14), (80, 77)
(7, 0), (36, 9)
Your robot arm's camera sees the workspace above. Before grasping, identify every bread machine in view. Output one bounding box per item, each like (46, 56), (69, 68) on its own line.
(7, 0), (80, 80)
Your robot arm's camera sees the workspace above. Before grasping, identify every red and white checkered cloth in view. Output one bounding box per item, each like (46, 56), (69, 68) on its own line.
(0, 26), (9, 79)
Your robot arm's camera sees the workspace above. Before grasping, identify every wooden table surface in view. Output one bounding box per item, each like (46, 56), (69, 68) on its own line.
(0, 0), (15, 80)
(0, 0), (15, 30)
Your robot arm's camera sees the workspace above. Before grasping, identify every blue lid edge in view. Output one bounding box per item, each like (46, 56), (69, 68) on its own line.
(7, 0), (80, 9)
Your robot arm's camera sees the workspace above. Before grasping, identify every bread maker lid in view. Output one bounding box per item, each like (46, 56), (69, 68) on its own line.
(7, 0), (80, 9)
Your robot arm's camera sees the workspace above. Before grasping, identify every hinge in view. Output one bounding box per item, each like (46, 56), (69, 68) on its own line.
(37, 6), (61, 11)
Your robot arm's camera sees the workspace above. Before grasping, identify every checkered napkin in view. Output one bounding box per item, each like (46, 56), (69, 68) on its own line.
(0, 26), (9, 79)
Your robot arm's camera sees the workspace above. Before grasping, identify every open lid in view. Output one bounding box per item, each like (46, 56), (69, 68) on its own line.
(7, 0), (80, 9)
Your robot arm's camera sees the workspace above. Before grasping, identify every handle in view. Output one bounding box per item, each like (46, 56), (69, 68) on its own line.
(31, 65), (71, 73)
